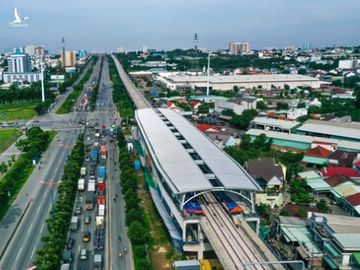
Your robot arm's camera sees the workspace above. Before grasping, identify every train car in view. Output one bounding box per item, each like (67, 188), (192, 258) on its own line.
(184, 199), (205, 215)
(215, 192), (244, 215)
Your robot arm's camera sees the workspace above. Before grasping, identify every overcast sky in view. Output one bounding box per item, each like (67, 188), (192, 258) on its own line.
(0, 0), (359, 53)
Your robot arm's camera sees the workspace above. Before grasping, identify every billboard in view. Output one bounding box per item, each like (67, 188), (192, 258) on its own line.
(65, 67), (77, 73)
(50, 75), (65, 83)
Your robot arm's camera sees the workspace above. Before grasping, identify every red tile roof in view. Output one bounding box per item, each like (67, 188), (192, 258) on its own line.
(166, 101), (175, 108)
(354, 161), (360, 168)
(190, 101), (201, 108)
(196, 124), (219, 133)
(325, 174), (352, 187)
(346, 193), (360, 206)
(322, 166), (360, 178)
(305, 146), (332, 159)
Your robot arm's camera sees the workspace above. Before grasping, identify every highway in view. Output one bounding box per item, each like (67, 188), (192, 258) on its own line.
(69, 57), (132, 270)
(0, 58), (101, 270)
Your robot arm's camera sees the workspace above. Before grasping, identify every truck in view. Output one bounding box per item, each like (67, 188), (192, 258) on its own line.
(78, 179), (85, 191)
(94, 228), (105, 250)
(94, 253), (103, 269)
(85, 191), (95, 210)
(98, 204), (105, 216)
(95, 128), (100, 138)
(91, 148), (99, 162)
(70, 216), (79, 231)
(80, 167), (86, 176)
(97, 166), (106, 182)
(100, 146), (107, 160)
(88, 179), (96, 192)
(97, 190), (106, 205)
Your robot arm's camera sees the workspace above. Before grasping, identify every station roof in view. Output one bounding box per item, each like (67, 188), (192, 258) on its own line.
(251, 117), (300, 130)
(136, 108), (261, 194)
(297, 120), (360, 141)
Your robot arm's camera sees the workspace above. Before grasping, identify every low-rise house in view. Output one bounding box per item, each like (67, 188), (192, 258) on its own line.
(310, 212), (360, 270)
(246, 157), (284, 208)
(328, 150), (358, 167)
(205, 131), (236, 149)
(302, 146), (332, 166)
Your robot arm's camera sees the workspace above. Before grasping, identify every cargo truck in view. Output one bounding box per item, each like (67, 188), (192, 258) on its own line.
(78, 179), (85, 191)
(85, 191), (95, 210)
(100, 146), (107, 160)
(94, 253), (103, 269)
(80, 167), (86, 176)
(88, 179), (96, 192)
(91, 148), (99, 162)
(97, 166), (106, 182)
(98, 204), (105, 216)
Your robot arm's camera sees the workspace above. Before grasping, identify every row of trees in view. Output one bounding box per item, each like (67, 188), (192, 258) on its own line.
(89, 56), (104, 110)
(117, 130), (151, 270)
(34, 134), (84, 269)
(108, 56), (135, 118)
(57, 60), (96, 114)
(0, 127), (54, 219)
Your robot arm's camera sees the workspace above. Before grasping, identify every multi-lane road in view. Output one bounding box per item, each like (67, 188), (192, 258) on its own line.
(0, 57), (102, 270)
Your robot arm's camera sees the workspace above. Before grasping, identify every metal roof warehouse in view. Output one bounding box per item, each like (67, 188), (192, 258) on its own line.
(135, 108), (261, 195)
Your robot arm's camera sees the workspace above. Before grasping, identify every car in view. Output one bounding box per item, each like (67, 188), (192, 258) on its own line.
(79, 249), (88, 260)
(66, 237), (75, 249)
(62, 250), (73, 263)
(75, 206), (82, 215)
(82, 231), (91, 242)
(85, 156), (90, 162)
(85, 215), (91, 224)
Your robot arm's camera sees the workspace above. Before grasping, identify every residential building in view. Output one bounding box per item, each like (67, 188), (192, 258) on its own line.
(34, 46), (45, 57)
(8, 52), (31, 73)
(302, 146), (332, 165)
(61, 51), (77, 67)
(250, 117), (301, 134)
(328, 151), (358, 167)
(310, 212), (360, 270)
(246, 157), (285, 208)
(229, 41), (250, 55)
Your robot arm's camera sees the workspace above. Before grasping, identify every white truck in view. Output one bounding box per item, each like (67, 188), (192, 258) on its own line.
(98, 204), (105, 216)
(88, 179), (96, 192)
(80, 167), (86, 176)
(78, 179), (85, 191)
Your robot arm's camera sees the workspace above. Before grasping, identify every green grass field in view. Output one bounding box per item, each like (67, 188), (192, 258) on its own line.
(0, 102), (37, 121)
(0, 129), (21, 154)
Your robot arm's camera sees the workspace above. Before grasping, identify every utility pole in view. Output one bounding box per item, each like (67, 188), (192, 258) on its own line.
(206, 52), (211, 96)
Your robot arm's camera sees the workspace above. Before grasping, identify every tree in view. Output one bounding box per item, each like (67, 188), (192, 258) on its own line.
(297, 207), (307, 218)
(256, 101), (267, 110)
(128, 221), (148, 244)
(233, 85), (240, 93)
(297, 102), (306, 108)
(276, 102), (289, 110)
(316, 199), (330, 213)
(284, 84), (290, 90)
(230, 109), (257, 130)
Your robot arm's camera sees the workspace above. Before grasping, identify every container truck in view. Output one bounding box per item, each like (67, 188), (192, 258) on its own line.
(85, 191), (95, 210)
(98, 204), (105, 216)
(88, 179), (96, 192)
(97, 166), (106, 182)
(100, 146), (107, 160)
(78, 179), (85, 191)
(80, 167), (86, 176)
(91, 148), (99, 162)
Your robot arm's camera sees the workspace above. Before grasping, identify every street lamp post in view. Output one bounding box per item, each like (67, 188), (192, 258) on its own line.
(41, 61), (45, 102)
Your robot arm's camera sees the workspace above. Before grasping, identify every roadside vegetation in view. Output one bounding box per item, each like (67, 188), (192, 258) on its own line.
(107, 56), (135, 118)
(56, 58), (96, 114)
(90, 56), (103, 111)
(117, 130), (151, 270)
(0, 127), (55, 220)
(0, 129), (21, 154)
(34, 134), (84, 269)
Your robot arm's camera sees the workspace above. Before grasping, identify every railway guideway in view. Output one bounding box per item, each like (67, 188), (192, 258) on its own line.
(200, 193), (285, 270)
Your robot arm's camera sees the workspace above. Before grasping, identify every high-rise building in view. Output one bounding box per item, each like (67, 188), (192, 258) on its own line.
(61, 51), (77, 67)
(77, 50), (88, 59)
(34, 46), (45, 57)
(229, 41), (250, 55)
(8, 51), (32, 73)
(24, 45), (36, 56)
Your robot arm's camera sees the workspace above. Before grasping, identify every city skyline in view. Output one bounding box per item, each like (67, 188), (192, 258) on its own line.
(0, 0), (359, 52)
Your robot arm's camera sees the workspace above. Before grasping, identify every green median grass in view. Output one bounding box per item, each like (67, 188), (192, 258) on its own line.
(0, 129), (21, 154)
(0, 102), (37, 121)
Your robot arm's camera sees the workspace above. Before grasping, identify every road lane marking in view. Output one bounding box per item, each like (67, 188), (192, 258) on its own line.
(40, 223), (45, 234)
(30, 246), (36, 259)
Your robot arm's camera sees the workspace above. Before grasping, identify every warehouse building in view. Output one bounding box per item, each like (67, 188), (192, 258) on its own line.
(157, 74), (321, 91)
